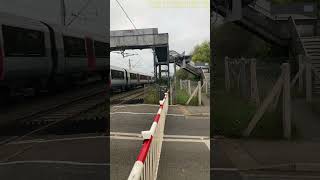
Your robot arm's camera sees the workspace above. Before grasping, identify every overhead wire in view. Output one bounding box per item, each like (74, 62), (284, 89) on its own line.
(114, 0), (147, 70)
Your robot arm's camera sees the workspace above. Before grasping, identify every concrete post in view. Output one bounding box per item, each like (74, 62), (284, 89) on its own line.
(250, 58), (259, 105)
(170, 82), (173, 105)
(282, 63), (291, 139)
(298, 55), (303, 92)
(205, 81), (208, 94)
(198, 81), (201, 106)
(188, 80), (191, 95)
(225, 57), (230, 92)
(173, 60), (177, 104)
(306, 60), (312, 102)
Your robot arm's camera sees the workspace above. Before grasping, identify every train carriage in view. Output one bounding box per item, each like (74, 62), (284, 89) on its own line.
(110, 65), (126, 91)
(0, 12), (109, 101)
(0, 12), (52, 90)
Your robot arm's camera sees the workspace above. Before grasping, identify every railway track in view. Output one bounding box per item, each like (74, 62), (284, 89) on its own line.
(0, 87), (147, 146)
(0, 88), (106, 145)
(111, 87), (146, 105)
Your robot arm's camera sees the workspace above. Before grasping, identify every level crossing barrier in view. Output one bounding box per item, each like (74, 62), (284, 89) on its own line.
(127, 92), (169, 180)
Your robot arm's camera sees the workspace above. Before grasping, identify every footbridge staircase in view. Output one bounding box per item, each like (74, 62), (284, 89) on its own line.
(169, 50), (204, 79)
(212, 0), (320, 96)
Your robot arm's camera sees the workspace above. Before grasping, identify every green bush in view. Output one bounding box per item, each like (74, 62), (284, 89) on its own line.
(144, 86), (160, 104)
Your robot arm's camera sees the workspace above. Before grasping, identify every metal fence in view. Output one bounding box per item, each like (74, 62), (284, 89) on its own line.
(127, 92), (169, 180)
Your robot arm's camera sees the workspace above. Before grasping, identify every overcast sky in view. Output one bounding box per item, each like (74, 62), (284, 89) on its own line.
(110, 0), (210, 76)
(0, 0), (107, 35)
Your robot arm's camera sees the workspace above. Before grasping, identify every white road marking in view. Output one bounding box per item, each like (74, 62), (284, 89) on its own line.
(111, 111), (186, 117)
(111, 112), (155, 115)
(167, 114), (185, 117)
(0, 160), (109, 166)
(110, 136), (142, 141)
(212, 168), (238, 171)
(164, 139), (205, 143)
(112, 104), (159, 108)
(110, 132), (210, 146)
(8, 135), (107, 145)
(110, 132), (141, 137)
(164, 134), (209, 139)
(243, 174), (320, 179)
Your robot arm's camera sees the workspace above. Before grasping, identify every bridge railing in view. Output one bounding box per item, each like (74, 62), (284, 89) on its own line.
(127, 92), (169, 180)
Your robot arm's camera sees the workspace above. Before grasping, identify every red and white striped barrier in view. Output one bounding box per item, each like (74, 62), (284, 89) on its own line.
(128, 92), (169, 180)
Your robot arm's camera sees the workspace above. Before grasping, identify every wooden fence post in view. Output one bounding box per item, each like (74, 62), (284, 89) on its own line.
(243, 70), (285, 137)
(188, 80), (191, 95)
(250, 58), (259, 105)
(298, 55), (303, 92)
(240, 58), (246, 97)
(282, 63), (291, 139)
(186, 85), (199, 105)
(306, 59), (312, 102)
(170, 82), (173, 105)
(225, 57), (230, 92)
(198, 81), (201, 106)
(205, 80), (208, 94)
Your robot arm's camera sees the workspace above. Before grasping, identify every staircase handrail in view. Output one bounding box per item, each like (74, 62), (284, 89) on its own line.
(289, 16), (308, 58)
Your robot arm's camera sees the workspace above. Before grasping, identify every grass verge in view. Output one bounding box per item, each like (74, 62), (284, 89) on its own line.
(213, 90), (298, 139)
(175, 89), (199, 106)
(144, 86), (160, 104)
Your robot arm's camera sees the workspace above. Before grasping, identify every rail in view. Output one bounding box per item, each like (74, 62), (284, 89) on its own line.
(127, 92), (169, 180)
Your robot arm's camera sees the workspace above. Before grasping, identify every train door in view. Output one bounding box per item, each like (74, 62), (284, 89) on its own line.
(41, 22), (57, 78)
(124, 69), (128, 89)
(0, 32), (4, 81)
(85, 37), (96, 72)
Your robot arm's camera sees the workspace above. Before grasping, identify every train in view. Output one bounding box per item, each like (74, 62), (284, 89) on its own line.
(110, 65), (154, 91)
(0, 12), (108, 101)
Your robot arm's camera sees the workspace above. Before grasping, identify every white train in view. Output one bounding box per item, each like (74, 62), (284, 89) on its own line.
(0, 12), (108, 101)
(110, 65), (154, 91)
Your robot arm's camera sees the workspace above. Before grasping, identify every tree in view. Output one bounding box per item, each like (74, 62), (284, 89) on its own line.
(191, 41), (210, 63)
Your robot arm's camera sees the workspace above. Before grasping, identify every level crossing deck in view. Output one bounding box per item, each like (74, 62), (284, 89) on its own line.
(110, 103), (210, 180)
(0, 134), (108, 180)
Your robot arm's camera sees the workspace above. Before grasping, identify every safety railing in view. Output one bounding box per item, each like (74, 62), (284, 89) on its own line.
(127, 92), (169, 180)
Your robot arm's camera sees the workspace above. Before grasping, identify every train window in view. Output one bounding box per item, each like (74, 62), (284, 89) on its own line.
(63, 36), (86, 57)
(94, 41), (109, 58)
(2, 25), (45, 57)
(130, 73), (137, 80)
(111, 70), (124, 80)
(140, 75), (147, 80)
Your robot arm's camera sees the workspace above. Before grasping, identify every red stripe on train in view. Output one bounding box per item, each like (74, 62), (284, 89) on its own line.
(85, 37), (96, 71)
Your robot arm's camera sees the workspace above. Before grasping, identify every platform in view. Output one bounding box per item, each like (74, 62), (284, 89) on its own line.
(110, 103), (210, 180)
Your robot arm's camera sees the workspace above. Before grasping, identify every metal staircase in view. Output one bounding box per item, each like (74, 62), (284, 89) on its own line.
(300, 37), (320, 95)
(212, 0), (290, 46)
(213, 0), (320, 96)
(169, 50), (203, 78)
